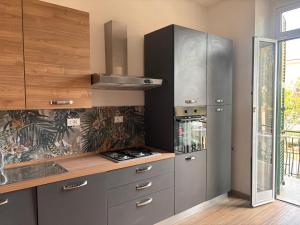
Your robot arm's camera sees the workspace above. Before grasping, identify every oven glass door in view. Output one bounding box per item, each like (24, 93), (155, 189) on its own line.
(175, 117), (206, 154)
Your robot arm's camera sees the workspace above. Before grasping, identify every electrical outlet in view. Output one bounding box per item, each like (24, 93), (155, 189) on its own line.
(114, 116), (123, 123)
(67, 118), (81, 127)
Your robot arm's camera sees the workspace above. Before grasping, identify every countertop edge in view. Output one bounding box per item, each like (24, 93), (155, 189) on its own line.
(0, 151), (175, 194)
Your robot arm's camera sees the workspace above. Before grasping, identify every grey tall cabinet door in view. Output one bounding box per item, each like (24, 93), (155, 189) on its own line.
(0, 188), (37, 225)
(207, 34), (233, 105)
(175, 151), (207, 214)
(37, 173), (107, 225)
(207, 105), (232, 200)
(174, 26), (207, 107)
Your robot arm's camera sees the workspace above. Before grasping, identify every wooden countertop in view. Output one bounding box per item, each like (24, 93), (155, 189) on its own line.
(0, 150), (175, 194)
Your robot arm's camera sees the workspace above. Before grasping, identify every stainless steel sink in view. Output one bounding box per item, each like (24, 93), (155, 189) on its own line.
(0, 162), (67, 185)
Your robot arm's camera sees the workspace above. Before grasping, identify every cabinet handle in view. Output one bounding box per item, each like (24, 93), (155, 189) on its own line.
(216, 99), (224, 103)
(50, 100), (74, 105)
(185, 156), (196, 161)
(216, 108), (224, 112)
(136, 165), (152, 174)
(136, 197), (153, 207)
(63, 180), (88, 191)
(185, 99), (197, 104)
(136, 181), (152, 190)
(0, 199), (8, 206)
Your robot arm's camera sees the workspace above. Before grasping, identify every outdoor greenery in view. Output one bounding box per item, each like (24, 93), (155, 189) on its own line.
(284, 76), (300, 132)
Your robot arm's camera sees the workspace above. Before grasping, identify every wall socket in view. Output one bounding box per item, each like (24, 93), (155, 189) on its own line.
(67, 118), (81, 127)
(114, 116), (124, 123)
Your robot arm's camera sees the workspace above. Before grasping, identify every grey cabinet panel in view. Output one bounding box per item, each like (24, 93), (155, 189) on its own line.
(108, 172), (174, 207)
(207, 105), (232, 200)
(0, 188), (37, 225)
(37, 173), (107, 225)
(207, 34), (233, 105)
(107, 159), (174, 188)
(174, 26), (207, 107)
(175, 151), (206, 214)
(108, 188), (174, 225)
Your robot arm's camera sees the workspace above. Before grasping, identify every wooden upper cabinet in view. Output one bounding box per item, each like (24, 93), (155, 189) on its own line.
(23, 0), (91, 109)
(0, 0), (25, 109)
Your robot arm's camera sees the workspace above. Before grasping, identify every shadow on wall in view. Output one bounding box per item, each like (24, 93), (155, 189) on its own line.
(0, 106), (144, 165)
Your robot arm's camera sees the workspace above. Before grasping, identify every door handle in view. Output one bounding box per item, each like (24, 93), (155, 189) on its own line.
(136, 197), (153, 207)
(185, 156), (196, 161)
(185, 99), (197, 104)
(62, 180), (88, 191)
(136, 181), (152, 190)
(136, 165), (152, 174)
(216, 99), (224, 103)
(50, 100), (74, 105)
(0, 199), (8, 206)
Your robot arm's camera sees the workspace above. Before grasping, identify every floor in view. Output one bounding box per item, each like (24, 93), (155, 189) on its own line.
(277, 176), (300, 206)
(160, 197), (300, 225)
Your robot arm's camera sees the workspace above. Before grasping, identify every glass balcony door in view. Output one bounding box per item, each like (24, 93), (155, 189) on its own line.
(251, 38), (278, 207)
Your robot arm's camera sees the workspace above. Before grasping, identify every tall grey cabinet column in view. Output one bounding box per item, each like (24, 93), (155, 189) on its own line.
(206, 34), (233, 200)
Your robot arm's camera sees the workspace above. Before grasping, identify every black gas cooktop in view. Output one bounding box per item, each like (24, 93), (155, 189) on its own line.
(100, 147), (160, 163)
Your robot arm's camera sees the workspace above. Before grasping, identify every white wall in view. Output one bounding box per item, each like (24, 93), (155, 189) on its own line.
(206, 0), (256, 195)
(255, 0), (275, 38)
(44, 0), (208, 106)
(43, 0), (265, 196)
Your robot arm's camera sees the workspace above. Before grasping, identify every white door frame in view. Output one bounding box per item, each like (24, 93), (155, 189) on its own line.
(251, 37), (278, 207)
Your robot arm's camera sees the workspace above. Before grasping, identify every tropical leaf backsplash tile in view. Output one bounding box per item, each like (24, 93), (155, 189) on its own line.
(0, 107), (144, 165)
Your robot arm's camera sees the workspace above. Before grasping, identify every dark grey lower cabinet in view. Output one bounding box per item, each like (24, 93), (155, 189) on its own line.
(175, 151), (206, 214)
(0, 188), (37, 225)
(37, 173), (107, 225)
(207, 105), (232, 200)
(108, 188), (174, 225)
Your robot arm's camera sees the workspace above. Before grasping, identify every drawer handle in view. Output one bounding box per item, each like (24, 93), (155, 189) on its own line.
(136, 165), (152, 174)
(0, 199), (8, 206)
(136, 181), (152, 190)
(216, 99), (224, 103)
(185, 156), (196, 161)
(136, 197), (153, 207)
(216, 108), (224, 112)
(185, 99), (197, 104)
(63, 180), (88, 191)
(50, 100), (74, 105)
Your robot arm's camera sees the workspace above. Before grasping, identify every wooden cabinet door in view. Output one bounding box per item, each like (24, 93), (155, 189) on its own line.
(0, 0), (25, 109)
(38, 173), (107, 225)
(23, 0), (91, 109)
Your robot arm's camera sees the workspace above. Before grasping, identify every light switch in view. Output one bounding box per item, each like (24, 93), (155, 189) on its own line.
(67, 118), (81, 127)
(114, 116), (123, 123)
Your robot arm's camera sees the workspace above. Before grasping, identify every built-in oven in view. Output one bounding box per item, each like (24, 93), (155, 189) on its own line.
(174, 106), (207, 154)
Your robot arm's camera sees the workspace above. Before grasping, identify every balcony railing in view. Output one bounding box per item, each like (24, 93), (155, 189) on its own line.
(281, 130), (300, 178)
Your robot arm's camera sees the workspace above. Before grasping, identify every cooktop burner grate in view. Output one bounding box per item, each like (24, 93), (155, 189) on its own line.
(100, 148), (160, 163)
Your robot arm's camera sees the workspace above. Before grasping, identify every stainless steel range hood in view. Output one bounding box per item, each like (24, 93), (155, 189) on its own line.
(91, 21), (163, 90)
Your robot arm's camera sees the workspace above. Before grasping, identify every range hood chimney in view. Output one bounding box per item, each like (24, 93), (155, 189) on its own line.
(91, 21), (163, 90)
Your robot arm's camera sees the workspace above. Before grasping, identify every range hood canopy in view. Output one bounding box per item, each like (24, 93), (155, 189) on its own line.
(91, 20), (163, 90)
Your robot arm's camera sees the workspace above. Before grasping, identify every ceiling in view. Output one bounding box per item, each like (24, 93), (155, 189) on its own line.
(192, 0), (224, 7)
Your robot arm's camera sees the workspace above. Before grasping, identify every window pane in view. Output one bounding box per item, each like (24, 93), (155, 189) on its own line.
(281, 7), (300, 32)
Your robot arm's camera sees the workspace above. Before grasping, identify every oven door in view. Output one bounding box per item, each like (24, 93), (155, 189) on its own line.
(174, 117), (206, 154)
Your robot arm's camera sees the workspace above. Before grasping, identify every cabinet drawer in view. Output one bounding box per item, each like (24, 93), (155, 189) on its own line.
(108, 188), (174, 225)
(108, 172), (174, 207)
(37, 173), (107, 225)
(0, 188), (37, 225)
(107, 159), (174, 188)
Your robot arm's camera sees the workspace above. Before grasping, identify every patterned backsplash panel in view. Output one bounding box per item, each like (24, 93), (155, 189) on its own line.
(0, 106), (144, 165)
